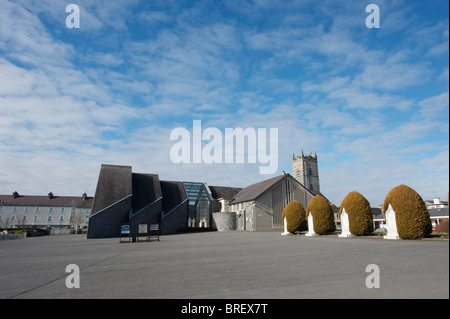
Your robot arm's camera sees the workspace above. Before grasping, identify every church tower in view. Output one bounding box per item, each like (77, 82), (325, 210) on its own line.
(292, 150), (320, 193)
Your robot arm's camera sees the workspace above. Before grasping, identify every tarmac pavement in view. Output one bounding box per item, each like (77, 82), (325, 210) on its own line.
(0, 231), (448, 299)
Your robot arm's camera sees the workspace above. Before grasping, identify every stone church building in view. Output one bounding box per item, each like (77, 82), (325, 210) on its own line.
(87, 150), (323, 238)
(293, 151), (320, 193)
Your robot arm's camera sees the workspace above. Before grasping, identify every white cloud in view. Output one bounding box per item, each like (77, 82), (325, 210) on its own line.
(0, 0), (448, 208)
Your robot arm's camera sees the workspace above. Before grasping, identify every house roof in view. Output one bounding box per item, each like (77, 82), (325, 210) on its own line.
(0, 194), (93, 208)
(428, 207), (449, 218)
(425, 200), (449, 205)
(371, 208), (384, 220)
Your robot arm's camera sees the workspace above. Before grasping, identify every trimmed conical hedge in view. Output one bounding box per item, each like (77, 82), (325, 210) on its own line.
(383, 184), (432, 239)
(282, 200), (307, 233)
(339, 191), (374, 236)
(306, 195), (336, 234)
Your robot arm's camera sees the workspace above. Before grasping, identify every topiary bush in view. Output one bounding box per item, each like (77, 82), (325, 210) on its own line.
(383, 184), (432, 239)
(282, 200), (307, 233)
(339, 191), (374, 236)
(306, 195), (336, 234)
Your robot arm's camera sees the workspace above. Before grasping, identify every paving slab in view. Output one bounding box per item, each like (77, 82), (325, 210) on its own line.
(0, 232), (448, 299)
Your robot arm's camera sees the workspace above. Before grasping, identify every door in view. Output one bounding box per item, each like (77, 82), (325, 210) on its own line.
(238, 210), (246, 230)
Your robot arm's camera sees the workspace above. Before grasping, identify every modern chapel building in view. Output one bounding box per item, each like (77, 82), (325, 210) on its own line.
(87, 151), (321, 238)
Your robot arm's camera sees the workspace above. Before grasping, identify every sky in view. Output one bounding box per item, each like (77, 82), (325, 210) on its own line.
(0, 0), (448, 207)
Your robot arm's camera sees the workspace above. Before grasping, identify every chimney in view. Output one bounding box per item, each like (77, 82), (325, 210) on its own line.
(82, 192), (87, 200)
(12, 191), (19, 199)
(433, 197), (441, 205)
(48, 192), (54, 199)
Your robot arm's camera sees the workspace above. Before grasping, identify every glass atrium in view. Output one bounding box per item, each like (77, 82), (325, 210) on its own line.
(182, 182), (213, 228)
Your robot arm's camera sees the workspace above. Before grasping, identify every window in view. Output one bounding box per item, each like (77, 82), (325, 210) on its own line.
(49, 207), (53, 213)
(59, 216), (64, 223)
(23, 215), (27, 222)
(11, 215), (16, 222)
(0, 206), (3, 213)
(35, 207), (40, 213)
(33, 216), (39, 222)
(60, 207), (65, 214)
(13, 206), (18, 213)
(285, 179), (291, 205)
(47, 216), (52, 222)
(24, 206), (29, 213)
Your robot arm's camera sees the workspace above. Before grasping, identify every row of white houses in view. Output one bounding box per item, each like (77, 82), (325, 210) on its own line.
(0, 192), (93, 233)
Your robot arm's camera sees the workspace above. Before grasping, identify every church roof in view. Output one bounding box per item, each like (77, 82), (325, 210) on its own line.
(229, 174), (287, 205)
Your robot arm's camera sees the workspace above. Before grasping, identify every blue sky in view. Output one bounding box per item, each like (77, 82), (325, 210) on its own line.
(0, 0), (448, 206)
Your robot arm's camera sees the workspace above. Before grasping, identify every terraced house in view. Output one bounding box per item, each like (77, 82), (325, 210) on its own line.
(0, 191), (93, 234)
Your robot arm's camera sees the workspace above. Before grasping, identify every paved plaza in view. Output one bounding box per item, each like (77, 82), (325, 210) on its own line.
(0, 232), (448, 299)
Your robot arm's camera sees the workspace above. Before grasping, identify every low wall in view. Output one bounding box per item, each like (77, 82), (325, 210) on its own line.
(212, 212), (237, 231)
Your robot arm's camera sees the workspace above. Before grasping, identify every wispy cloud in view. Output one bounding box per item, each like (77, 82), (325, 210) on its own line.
(0, 0), (448, 206)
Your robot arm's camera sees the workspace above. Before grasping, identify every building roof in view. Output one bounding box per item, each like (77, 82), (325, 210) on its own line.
(230, 173), (319, 205)
(428, 207), (449, 218)
(132, 173), (162, 213)
(208, 186), (242, 201)
(371, 207), (384, 220)
(160, 180), (188, 213)
(425, 200), (448, 205)
(91, 164), (132, 214)
(0, 194), (93, 208)
(229, 175), (285, 205)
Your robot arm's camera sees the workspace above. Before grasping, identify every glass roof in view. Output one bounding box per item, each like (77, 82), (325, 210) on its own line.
(183, 182), (212, 202)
